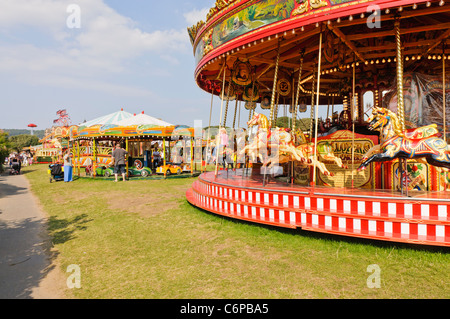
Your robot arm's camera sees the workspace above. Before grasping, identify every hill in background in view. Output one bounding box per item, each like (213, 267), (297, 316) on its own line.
(1, 129), (46, 139)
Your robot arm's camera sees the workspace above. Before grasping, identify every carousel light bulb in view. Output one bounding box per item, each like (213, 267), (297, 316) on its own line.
(301, 26), (304, 31)
(371, 60), (374, 64)
(376, 59), (379, 64)
(356, 62), (359, 66)
(327, 20), (331, 25)
(426, 1), (431, 7)
(382, 58), (386, 63)
(316, 22), (319, 27)
(418, 55), (422, 60)
(284, 31), (287, 36)
(413, 3), (417, 9)
(385, 8), (390, 14)
(398, 6), (403, 12)
(438, 55), (442, 60)
(268, 36), (271, 40)
(405, 56), (409, 61)
(428, 55), (432, 59)
(349, 15), (353, 21)
(292, 29), (295, 34)
(439, 0), (445, 6)
(337, 17), (341, 23)
(334, 68), (337, 72)
(432, 55), (436, 59)
(365, 61), (369, 65)
(360, 13), (365, 18)
(411, 56), (415, 60)
(275, 33), (279, 38)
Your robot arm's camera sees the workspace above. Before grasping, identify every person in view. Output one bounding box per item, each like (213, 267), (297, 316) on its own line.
(153, 148), (161, 168)
(112, 143), (128, 182)
(11, 155), (21, 174)
(63, 149), (73, 182)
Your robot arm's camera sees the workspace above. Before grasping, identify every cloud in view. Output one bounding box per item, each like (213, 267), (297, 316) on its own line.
(183, 7), (209, 26)
(0, 0), (191, 93)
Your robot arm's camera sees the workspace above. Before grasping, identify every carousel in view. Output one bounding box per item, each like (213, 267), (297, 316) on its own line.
(71, 109), (197, 179)
(186, 0), (450, 247)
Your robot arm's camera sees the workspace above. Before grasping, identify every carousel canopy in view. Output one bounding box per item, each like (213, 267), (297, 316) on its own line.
(78, 109), (133, 129)
(189, 0), (450, 109)
(116, 112), (173, 127)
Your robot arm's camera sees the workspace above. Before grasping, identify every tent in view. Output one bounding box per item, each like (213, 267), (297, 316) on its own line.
(116, 112), (173, 127)
(78, 109), (133, 129)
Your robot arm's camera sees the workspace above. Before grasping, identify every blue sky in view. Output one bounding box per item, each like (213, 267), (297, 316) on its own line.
(0, 0), (218, 130)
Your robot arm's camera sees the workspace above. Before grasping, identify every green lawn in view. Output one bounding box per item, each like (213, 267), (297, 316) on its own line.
(24, 165), (449, 299)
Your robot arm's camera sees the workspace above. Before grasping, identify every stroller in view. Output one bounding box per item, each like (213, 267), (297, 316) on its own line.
(48, 163), (64, 183)
(9, 160), (21, 175)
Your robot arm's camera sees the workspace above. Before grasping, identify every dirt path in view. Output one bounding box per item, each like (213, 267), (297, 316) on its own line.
(0, 168), (68, 299)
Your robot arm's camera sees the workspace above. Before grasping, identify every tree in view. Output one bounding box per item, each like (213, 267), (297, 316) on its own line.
(0, 131), (11, 172)
(275, 116), (312, 131)
(8, 134), (40, 152)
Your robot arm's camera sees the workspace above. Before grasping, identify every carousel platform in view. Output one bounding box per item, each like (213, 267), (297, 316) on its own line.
(186, 170), (450, 247)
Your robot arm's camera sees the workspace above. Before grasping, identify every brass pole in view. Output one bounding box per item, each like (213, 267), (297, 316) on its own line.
(232, 98), (238, 129)
(222, 82), (232, 128)
(309, 65), (316, 142)
(215, 61), (227, 177)
(269, 39), (281, 128)
(205, 86), (215, 173)
(312, 29), (323, 187)
(351, 55), (356, 188)
(293, 53), (304, 132)
(395, 18), (406, 131)
(443, 43), (447, 139)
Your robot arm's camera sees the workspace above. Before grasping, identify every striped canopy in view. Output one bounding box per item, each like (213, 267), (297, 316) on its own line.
(78, 109), (133, 129)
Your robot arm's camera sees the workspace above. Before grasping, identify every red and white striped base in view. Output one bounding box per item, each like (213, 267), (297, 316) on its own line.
(186, 171), (450, 247)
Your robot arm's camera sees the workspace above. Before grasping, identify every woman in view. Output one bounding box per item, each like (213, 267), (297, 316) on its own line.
(63, 149), (73, 182)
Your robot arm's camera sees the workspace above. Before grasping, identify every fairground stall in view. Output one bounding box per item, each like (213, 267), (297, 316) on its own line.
(186, 0), (450, 247)
(36, 125), (78, 163)
(72, 109), (197, 178)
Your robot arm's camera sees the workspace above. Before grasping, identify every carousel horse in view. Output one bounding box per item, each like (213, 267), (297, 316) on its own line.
(241, 113), (347, 176)
(263, 136), (347, 176)
(358, 106), (450, 171)
(239, 113), (304, 163)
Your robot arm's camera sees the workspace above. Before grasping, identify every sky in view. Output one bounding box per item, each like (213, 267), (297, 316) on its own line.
(0, 0), (219, 130)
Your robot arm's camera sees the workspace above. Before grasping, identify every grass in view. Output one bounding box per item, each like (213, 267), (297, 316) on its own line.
(23, 164), (450, 299)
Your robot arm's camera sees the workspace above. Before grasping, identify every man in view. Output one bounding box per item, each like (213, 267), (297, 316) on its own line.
(112, 143), (128, 182)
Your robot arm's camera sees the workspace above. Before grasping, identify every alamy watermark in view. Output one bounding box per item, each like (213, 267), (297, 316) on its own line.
(66, 4), (81, 29)
(66, 264), (81, 289)
(366, 264), (381, 289)
(366, 5), (381, 29)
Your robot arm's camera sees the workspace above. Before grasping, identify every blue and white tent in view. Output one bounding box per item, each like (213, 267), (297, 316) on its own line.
(116, 112), (173, 127)
(78, 109), (134, 129)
